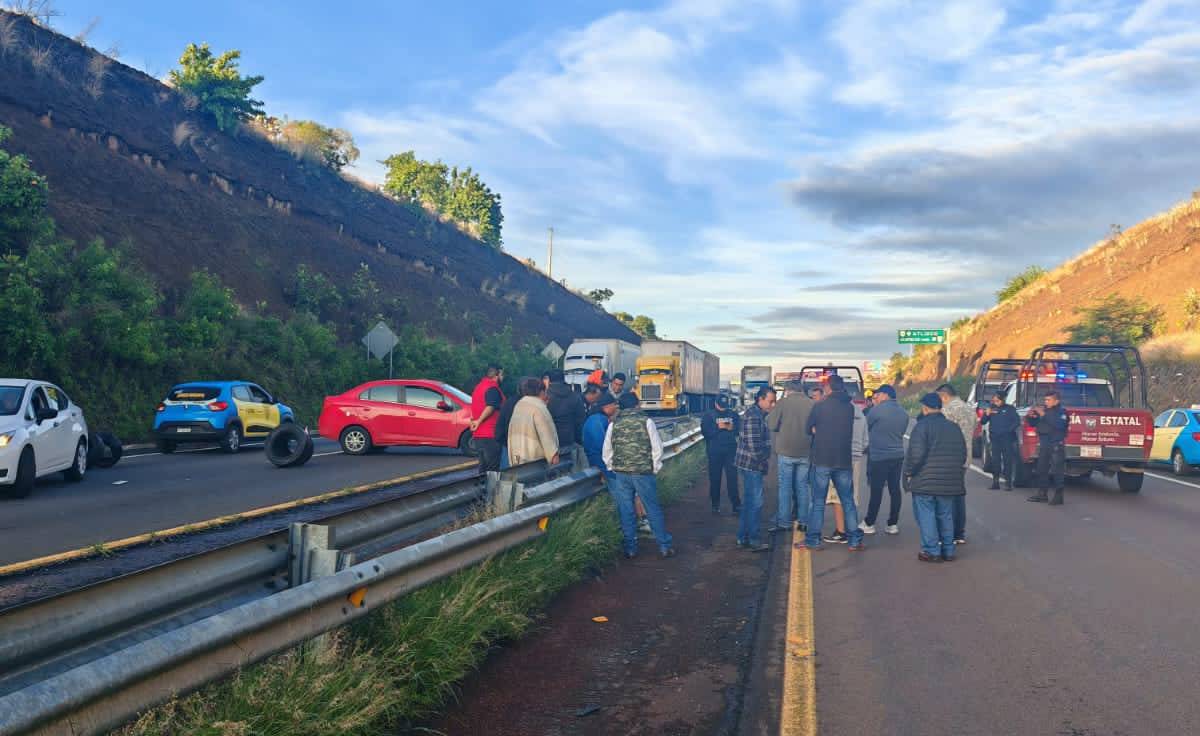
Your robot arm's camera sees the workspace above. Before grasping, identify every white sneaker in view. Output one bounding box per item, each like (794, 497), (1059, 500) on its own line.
(885, 524), (900, 535)
(858, 522), (876, 535)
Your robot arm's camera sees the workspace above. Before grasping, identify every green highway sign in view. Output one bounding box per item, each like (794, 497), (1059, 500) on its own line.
(898, 329), (946, 345)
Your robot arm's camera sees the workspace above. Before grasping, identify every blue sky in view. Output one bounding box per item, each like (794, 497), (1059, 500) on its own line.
(49, 0), (1200, 372)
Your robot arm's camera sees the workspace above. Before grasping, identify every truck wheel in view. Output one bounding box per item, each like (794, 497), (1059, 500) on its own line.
(265, 424), (313, 468)
(1117, 470), (1144, 493)
(1171, 450), (1192, 477)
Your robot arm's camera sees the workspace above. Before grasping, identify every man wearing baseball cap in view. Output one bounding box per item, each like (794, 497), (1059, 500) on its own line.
(863, 384), (909, 535)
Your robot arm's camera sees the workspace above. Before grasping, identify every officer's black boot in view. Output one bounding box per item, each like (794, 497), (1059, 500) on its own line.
(989, 478), (1001, 490)
(1048, 488), (1063, 506)
(1027, 488), (1048, 503)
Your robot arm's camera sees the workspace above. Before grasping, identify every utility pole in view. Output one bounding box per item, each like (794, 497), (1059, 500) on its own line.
(547, 227), (554, 280)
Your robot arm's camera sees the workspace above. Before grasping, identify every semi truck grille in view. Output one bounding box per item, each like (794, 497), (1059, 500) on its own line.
(641, 385), (662, 400)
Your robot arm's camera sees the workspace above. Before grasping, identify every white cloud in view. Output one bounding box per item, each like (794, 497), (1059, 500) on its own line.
(743, 52), (822, 111)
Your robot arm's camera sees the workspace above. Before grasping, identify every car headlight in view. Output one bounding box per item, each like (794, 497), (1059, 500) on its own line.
(0, 431), (14, 448)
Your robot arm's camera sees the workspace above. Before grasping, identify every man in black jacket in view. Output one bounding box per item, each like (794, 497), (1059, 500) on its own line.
(545, 369), (586, 454)
(801, 375), (864, 551)
(904, 393), (967, 562)
(982, 391), (1020, 490)
(1026, 390), (1069, 505)
(701, 394), (741, 514)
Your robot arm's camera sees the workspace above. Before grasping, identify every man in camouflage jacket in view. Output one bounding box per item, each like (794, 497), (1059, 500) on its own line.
(937, 383), (977, 545)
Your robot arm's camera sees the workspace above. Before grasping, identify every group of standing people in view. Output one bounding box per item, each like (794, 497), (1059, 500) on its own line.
(702, 377), (989, 562)
(470, 366), (675, 559)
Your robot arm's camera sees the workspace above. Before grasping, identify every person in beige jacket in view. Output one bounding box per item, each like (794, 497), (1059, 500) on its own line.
(507, 377), (561, 466)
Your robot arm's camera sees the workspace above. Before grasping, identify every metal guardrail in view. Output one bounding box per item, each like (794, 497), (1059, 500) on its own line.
(0, 421), (702, 736)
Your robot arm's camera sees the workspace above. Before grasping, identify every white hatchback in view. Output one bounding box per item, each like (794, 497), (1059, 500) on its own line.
(0, 379), (90, 498)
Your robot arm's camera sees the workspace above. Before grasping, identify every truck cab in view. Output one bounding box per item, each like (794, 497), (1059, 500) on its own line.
(1009, 344), (1153, 493)
(637, 356), (681, 413)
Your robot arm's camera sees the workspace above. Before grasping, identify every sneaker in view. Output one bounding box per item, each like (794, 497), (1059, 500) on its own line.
(638, 518), (653, 537)
(768, 524), (791, 534)
(661, 547), (676, 559)
(797, 542), (823, 551)
(848, 543), (865, 552)
(917, 551), (943, 563)
(884, 524), (900, 535)
(941, 554), (956, 562)
(953, 538), (966, 545)
(746, 542), (769, 553)
(711, 507), (721, 515)
(859, 522), (877, 535)
(735, 539), (747, 548)
(823, 531), (849, 544)
(624, 550), (637, 559)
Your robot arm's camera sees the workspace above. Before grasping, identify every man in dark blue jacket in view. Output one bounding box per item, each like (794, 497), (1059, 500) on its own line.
(582, 394), (619, 475)
(802, 375), (864, 551)
(982, 391), (1020, 490)
(1026, 390), (1069, 505)
(701, 395), (741, 514)
(904, 393), (967, 562)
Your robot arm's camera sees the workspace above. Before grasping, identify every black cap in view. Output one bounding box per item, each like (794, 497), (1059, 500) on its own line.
(618, 392), (639, 409)
(920, 393), (942, 410)
(716, 394), (730, 408)
(595, 393), (617, 408)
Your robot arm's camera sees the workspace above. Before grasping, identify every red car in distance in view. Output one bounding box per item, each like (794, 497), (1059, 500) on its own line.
(318, 379), (474, 455)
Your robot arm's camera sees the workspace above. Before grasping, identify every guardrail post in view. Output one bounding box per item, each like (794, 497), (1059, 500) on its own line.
(491, 478), (524, 515)
(485, 470), (501, 505)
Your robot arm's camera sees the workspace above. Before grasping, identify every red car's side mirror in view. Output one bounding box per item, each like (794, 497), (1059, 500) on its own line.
(437, 401), (453, 412)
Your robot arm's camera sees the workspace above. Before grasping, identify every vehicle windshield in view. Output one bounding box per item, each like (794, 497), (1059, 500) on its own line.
(442, 384), (471, 405)
(1047, 382), (1115, 408)
(167, 386), (221, 402)
(0, 386), (25, 415)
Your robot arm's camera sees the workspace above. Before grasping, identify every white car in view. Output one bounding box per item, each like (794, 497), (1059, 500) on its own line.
(0, 379), (90, 498)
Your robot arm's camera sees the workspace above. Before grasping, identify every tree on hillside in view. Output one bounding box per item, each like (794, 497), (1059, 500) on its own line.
(1067, 295), (1162, 345)
(614, 311), (658, 339)
(279, 120), (359, 171)
(169, 44), (264, 132)
(382, 151), (503, 249)
(0, 126), (51, 253)
(996, 265), (1047, 304)
(586, 287), (613, 305)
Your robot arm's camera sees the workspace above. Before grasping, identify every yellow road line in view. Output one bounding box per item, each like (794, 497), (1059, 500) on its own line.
(0, 461), (477, 577)
(780, 527), (817, 736)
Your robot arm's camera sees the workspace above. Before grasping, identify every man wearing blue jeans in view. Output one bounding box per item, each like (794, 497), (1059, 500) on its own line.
(904, 393), (968, 562)
(801, 375), (864, 551)
(769, 379), (814, 533)
(735, 386), (777, 551)
(602, 392), (674, 558)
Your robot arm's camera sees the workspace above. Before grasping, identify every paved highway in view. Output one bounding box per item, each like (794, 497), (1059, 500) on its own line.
(811, 465), (1200, 735)
(0, 439), (469, 565)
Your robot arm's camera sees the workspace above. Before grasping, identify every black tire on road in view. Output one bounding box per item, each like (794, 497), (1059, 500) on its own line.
(63, 439), (87, 482)
(219, 424), (242, 454)
(458, 430), (477, 457)
(5, 448), (36, 499)
(265, 423), (314, 468)
(1117, 470), (1144, 493)
(339, 425), (372, 456)
(1014, 461), (1032, 488)
(88, 431), (123, 469)
(981, 441), (994, 475)
(158, 439), (177, 454)
(1171, 449), (1191, 477)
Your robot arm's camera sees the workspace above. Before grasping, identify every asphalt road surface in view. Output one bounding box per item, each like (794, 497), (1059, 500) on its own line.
(0, 439), (469, 565)
(812, 465), (1200, 736)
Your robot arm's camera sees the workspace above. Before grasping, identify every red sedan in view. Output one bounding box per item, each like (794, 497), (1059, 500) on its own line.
(318, 379), (474, 455)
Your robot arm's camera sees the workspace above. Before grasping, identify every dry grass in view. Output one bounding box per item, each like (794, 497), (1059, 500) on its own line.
(1142, 332), (1200, 362)
(172, 121), (196, 148)
(0, 14), (18, 56)
(84, 52), (110, 99)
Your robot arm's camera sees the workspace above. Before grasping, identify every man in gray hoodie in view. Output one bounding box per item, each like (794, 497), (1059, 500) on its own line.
(862, 385), (908, 535)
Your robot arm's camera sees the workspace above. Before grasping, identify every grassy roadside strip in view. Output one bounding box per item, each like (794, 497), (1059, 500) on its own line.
(119, 444), (707, 736)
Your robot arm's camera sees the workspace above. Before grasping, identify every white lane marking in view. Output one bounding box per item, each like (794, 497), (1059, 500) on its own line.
(1145, 471), (1200, 490)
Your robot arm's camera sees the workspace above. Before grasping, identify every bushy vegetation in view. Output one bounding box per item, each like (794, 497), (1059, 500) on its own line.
(0, 127), (549, 439)
(996, 265), (1047, 304)
(120, 444), (706, 735)
(253, 116), (360, 172)
(613, 311), (657, 339)
(168, 43), (264, 132)
(382, 151), (503, 249)
(1067, 294), (1163, 346)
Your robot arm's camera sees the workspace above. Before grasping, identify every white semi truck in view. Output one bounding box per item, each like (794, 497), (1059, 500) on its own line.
(562, 339), (641, 392)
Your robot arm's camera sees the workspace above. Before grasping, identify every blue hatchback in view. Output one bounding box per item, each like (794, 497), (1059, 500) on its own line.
(1149, 406), (1200, 476)
(153, 381), (294, 453)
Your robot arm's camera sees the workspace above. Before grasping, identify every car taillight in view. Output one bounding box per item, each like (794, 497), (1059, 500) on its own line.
(208, 401), (229, 412)
(1024, 428), (1038, 437)
(156, 403), (165, 412)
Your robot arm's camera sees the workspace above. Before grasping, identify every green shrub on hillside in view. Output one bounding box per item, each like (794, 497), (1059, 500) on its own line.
(382, 151), (503, 249)
(169, 44), (264, 132)
(996, 265), (1047, 304)
(1067, 294), (1163, 346)
(0, 126), (51, 253)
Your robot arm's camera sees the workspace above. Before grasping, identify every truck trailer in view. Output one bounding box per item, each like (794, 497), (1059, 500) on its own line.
(636, 340), (720, 414)
(740, 366), (772, 406)
(562, 339), (641, 392)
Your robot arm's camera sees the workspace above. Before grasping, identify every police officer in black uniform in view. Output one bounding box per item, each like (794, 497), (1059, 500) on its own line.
(1025, 390), (1069, 505)
(982, 391), (1020, 490)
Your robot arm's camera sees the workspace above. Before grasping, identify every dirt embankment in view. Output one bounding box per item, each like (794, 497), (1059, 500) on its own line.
(904, 195), (1200, 383)
(0, 11), (636, 347)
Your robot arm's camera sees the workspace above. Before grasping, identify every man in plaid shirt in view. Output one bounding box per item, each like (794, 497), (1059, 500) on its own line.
(736, 386), (777, 551)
